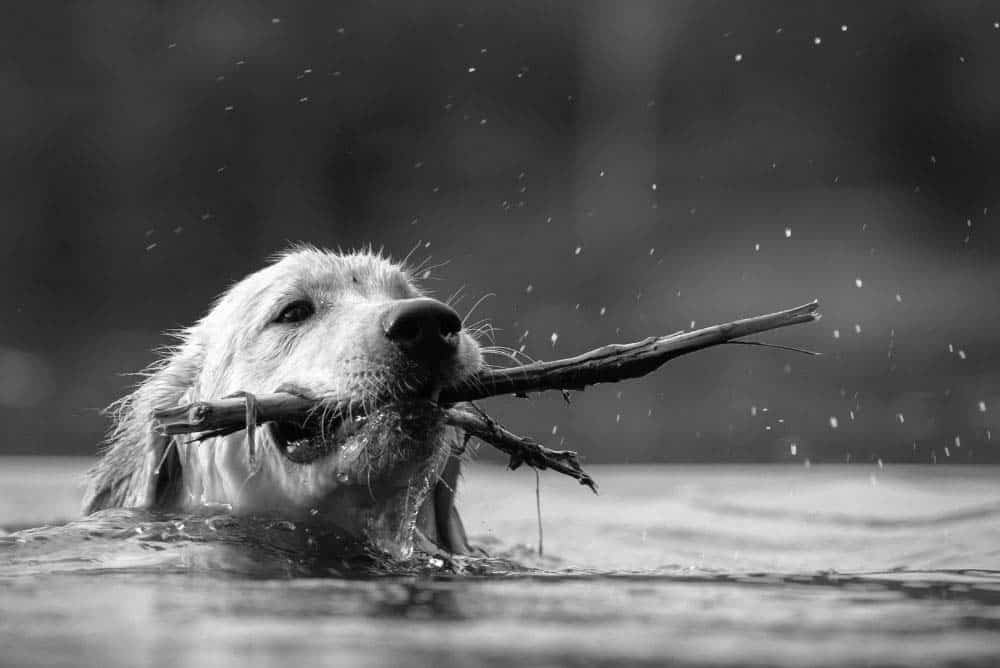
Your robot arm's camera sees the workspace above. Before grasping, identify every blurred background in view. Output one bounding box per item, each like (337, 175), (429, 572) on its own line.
(0, 1), (997, 464)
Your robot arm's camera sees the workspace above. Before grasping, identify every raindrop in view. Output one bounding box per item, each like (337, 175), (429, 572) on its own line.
(790, 443), (797, 455)
(574, 246), (582, 255)
(525, 284), (533, 294)
(895, 293), (902, 303)
(978, 400), (987, 413)
(841, 24), (848, 32)
(734, 53), (743, 63)
(784, 227), (792, 238)
(897, 413), (905, 424)
(551, 425), (558, 435)
(271, 17), (281, 24)
(599, 306), (607, 317)
(754, 243), (760, 252)
(954, 435), (962, 448)
(855, 277), (863, 288)
(550, 332), (559, 347)
(467, 66), (477, 73)
(958, 349), (967, 360)
(854, 323), (862, 334)
(833, 329), (840, 339)
(813, 36), (822, 45)
(829, 416), (839, 429)
(651, 183), (658, 191)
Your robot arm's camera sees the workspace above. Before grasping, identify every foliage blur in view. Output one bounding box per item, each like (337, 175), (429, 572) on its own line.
(1, 1), (997, 463)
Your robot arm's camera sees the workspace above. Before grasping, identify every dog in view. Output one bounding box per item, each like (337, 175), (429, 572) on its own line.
(83, 246), (484, 556)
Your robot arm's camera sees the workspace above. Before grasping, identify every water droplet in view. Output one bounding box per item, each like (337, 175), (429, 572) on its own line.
(271, 17), (281, 24)
(754, 243), (760, 252)
(813, 36), (822, 45)
(734, 53), (743, 62)
(854, 323), (862, 334)
(525, 284), (533, 294)
(574, 246), (582, 255)
(841, 24), (848, 32)
(550, 332), (559, 346)
(467, 66), (477, 73)
(855, 277), (863, 288)
(978, 400), (987, 413)
(599, 306), (607, 317)
(551, 425), (558, 435)
(784, 227), (792, 238)
(897, 413), (905, 424)
(650, 183), (658, 191)
(958, 349), (967, 360)
(790, 443), (797, 455)
(829, 416), (839, 429)
(833, 329), (840, 339)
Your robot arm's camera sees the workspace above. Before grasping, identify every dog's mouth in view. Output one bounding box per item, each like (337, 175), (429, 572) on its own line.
(268, 378), (449, 466)
(270, 414), (365, 465)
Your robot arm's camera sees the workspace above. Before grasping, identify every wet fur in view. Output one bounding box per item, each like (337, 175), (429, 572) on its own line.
(83, 246), (480, 554)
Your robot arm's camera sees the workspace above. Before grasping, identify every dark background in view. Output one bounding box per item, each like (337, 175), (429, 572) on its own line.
(1, 1), (997, 464)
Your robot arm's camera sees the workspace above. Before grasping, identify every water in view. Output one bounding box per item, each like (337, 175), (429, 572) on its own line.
(2, 458), (998, 667)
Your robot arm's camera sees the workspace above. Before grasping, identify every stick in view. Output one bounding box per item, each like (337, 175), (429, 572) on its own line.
(154, 300), (819, 436)
(444, 407), (597, 493)
(152, 301), (819, 488)
(439, 299), (820, 401)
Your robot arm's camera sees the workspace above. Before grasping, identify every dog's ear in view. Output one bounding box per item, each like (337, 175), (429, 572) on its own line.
(82, 337), (204, 514)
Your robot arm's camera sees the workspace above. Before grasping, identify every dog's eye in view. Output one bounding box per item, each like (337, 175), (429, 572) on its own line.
(274, 300), (315, 324)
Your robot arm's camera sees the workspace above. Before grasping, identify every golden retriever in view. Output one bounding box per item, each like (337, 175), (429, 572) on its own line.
(83, 246), (483, 556)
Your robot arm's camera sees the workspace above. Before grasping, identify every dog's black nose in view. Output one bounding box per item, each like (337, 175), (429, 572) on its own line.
(383, 298), (462, 361)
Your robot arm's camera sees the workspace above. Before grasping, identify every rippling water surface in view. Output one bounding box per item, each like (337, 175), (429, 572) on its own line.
(2, 458), (998, 667)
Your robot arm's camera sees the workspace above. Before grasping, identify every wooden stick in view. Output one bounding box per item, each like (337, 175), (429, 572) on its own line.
(439, 299), (820, 401)
(445, 407), (597, 492)
(155, 300), (819, 436)
(152, 301), (819, 487)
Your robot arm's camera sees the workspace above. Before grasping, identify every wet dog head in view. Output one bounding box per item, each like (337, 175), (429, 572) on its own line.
(84, 247), (482, 550)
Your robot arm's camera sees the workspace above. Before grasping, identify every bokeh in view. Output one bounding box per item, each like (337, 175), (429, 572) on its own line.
(1, 1), (997, 463)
